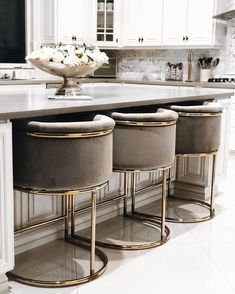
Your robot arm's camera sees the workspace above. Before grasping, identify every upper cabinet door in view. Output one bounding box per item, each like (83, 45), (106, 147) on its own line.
(122, 0), (141, 46)
(30, 0), (56, 50)
(140, 0), (163, 46)
(40, 0), (56, 44)
(162, 0), (188, 45)
(57, 0), (91, 44)
(95, 0), (120, 46)
(187, 0), (214, 45)
(57, 0), (75, 43)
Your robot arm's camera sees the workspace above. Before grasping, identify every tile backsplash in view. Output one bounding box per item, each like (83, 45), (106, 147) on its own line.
(0, 46), (232, 82)
(114, 48), (229, 82)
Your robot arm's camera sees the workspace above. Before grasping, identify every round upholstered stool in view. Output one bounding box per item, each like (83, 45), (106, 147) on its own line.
(8, 114), (115, 288)
(166, 102), (223, 223)
(91, 108), (178, 250)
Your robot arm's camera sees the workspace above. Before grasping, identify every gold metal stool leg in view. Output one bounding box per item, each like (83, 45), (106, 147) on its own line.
(70, 194), (75, 237)
(131, 172), (136, 214)
(161, 169), (167, 240)
(64, 194), (70, 240)
(210, 153), (217, 217)
(90, 190), (96, 275)
(123, 173), (128, 216)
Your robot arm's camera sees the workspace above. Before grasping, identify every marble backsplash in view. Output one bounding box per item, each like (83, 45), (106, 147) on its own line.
(0, 47), (231, 82)
(114, 48), (230, 82)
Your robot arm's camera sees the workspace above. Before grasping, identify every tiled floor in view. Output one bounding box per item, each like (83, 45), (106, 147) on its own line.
(8, 157), (235, 294)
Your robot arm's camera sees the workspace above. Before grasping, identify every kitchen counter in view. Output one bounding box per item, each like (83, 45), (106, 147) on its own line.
(0, 83), (233, 120)
(1, 77), (235, 90)
(0, 82), (233, 292)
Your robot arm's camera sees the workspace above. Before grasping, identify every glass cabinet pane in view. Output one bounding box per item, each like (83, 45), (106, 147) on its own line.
(96, 0), (114, 43)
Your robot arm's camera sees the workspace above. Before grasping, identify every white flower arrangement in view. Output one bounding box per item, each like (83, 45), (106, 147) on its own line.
(26, 44), (109, 67)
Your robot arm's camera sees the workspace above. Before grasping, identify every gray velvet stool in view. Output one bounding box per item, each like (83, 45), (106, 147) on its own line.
(8, 114), (115, 288)
(93, 108), (178, 250)
(167, 102), (223, 223)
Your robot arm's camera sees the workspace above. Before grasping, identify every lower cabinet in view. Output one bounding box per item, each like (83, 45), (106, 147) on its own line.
(229, 97), (235, 151)
(0, 122), (14, 292)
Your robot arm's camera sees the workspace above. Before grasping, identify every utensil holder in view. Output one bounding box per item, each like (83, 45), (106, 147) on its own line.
(200, 69), (211, 82)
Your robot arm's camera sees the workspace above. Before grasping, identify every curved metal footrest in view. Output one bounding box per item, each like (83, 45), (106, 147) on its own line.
(73, 214), (170, 251)
(167, 195), (215, 223)
(136, 195), (215, 224)
(7, 238), (108, 288)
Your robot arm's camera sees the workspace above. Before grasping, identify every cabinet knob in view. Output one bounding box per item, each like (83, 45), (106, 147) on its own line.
(183, 36), (185, 41)
(116, 38), (118, 43)
(186, 36), (189, 41)
(138, 37), (141, 42)
(141, 37), (144, 42)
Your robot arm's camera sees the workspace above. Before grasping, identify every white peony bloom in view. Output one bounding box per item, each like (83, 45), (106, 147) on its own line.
(39, 47), (55, 61)
(52, 51), (65, 63)
(79, 54), (89, 65)
(63, 55), (80, 66)
(27, 44), (109, 66)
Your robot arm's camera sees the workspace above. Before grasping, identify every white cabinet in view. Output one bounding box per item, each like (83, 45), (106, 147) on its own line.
(229, 97), (235, 151)
(0, 122), (14, 292)
(93, 0), (121, 47)
(57, 0), (92, 44)
(122, 0), (163, 47)
(162, 0), (215, 46)
(162, 0), (188, 46)
(187, 0), (214, 46)
(30, 0), (56, 50)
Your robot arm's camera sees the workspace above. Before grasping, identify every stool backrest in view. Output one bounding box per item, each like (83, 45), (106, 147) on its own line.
(13, 115), (115, 193)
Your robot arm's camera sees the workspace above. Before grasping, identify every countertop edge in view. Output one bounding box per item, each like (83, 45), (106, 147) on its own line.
(1, 91), (232, 121)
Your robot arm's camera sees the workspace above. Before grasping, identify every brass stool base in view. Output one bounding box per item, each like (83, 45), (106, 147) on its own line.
(73, 213), (170, 251)
(135, 195), (215, 224)
(7, 237), (108, 288)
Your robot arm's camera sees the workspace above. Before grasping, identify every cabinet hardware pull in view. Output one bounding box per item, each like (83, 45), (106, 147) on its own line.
(186, 36), (189, 41)
(116, 38), (118, 43)
(141, 37), (144, 42)
(183, 36), (185, 41)
(138, 37), (141, 42)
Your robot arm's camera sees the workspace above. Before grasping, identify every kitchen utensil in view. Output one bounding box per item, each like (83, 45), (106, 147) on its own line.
(206, 57), (213, 68)
(211, 57), (220, 68)
(186, 52), (193, 82)
(198, 58), (204, 68)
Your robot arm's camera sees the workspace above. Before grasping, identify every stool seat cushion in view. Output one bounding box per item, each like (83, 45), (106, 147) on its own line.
(13, 115), (115, 192)
(111, 108), (178, 122)
(170, 102), (223, 113)
(170, 102), (222, 154)
(14, 114), (115, 133)
(110, 109), (178, 171)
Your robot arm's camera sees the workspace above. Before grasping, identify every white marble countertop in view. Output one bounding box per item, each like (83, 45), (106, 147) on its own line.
(2, 78), (235, 90)
(0, 83), (233, 120)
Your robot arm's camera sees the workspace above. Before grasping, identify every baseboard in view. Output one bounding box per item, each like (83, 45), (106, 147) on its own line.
(173, 181), (211, 200)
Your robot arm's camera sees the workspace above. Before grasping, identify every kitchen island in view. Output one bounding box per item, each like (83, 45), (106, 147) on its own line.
(0, 83), (233, 292)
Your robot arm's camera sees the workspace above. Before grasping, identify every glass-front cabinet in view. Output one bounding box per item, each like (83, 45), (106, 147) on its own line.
(94, 0), (120, 47)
